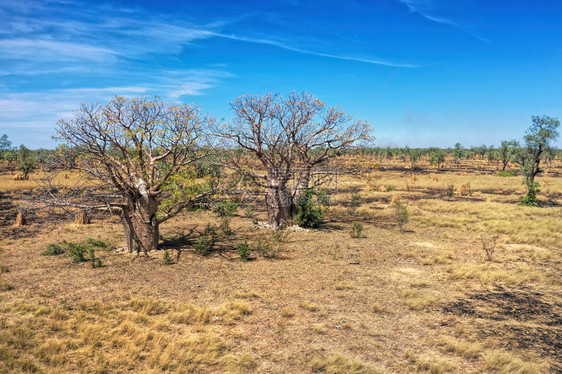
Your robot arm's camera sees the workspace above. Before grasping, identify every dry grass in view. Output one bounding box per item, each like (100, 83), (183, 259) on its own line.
(309, 353), (386, 374)
(0, 160), (560, 373)
(0, 295), (253, 373)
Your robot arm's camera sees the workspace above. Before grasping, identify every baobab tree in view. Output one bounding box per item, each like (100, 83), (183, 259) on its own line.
(45, 96), (217, 254)
(216, 92), (370, 227)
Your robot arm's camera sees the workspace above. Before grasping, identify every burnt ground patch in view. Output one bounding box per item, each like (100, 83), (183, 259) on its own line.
(443, 285), (562, 371)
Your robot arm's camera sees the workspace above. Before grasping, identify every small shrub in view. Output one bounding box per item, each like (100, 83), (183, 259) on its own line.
(350, 222), (365, 238)
(237, 242), (251, 262)
(0, 265), (9, 273)
(349, 194), (362, 214)
(219, 216), (234, 236)
(483, 238), (496, 261)
(162, 251), (173, 265)
(42, 243), (64, 256)
(385, 185), (394, 192)
(65, 242), (88, 263)
(195, 224), (219, 255)
(294, 189), (324, 228)
(88, 248), (103, 268)
(519, 181), (540, 206)
(393, 201), (409, 232)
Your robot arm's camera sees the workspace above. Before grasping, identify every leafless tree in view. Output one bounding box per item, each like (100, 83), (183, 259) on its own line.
(41, 96), (217, 254)
(216, 92), (371, 227)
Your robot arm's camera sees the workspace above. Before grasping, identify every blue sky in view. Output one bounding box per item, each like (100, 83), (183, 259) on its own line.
(1, 0), (561, 149)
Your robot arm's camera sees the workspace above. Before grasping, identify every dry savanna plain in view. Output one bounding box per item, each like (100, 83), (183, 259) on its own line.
(0, 155), (560, 373)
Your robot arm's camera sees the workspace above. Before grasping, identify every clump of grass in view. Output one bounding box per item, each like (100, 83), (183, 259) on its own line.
(0, 265), (8, 273)
(446, 184), (455, 198)
(350, 222), (365, 238)
(439, 336), (483, 359)
(280, 306), (294, 318)
(309, 353), (385, 374)
(299, 301), (319, 312)
(255, 229), (288, 258)
(447, 262), (544, 285)
(482, 349), (548, 373)
(400, 288), (435, 310)
(0, 280), (14, 291)
(404, 350), (453, 373)
(162, 251), (173, 265)
(237, 241), (250, 262)
(482, 238), (497, 261)
(371, 302), (385, 313)
(458, 182), (472, 196)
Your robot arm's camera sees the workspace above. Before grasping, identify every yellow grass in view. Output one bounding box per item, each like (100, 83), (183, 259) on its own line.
(0, 160), (560, 373)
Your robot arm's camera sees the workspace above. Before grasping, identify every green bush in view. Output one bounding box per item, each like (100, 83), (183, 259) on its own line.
(162, 251), (173, 265)
(237, 242), (251, 262)
(219, 216), (234, 236)
(195, 224), (219, 255)
(88, 248), (103, 268)
(519, 181), (540, 206)
(294, 189), (324, 228)
(65, 242), (88, 263)
(42, 243), (64, 256)
(393, 201), (409, 232)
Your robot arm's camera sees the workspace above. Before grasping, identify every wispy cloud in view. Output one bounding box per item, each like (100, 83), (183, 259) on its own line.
(215, 33), (424, 68)
(398, 0), (489, 42)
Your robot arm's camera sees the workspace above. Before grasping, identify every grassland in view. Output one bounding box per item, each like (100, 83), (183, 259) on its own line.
(0, 158), (560, 373)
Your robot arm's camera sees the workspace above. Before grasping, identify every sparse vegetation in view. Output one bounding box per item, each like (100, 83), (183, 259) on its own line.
(393, 200), (409, 232)
(237, 241), (251, 262)
(350, 222), (365, 238)
(1, 109), (560, 373)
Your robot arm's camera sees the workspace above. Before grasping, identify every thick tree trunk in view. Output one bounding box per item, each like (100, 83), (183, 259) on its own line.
(292, 169), (311, 215)
(132, 181), (160, 255)
(265, 185), (291, 227)
(120, 206), (135, 253)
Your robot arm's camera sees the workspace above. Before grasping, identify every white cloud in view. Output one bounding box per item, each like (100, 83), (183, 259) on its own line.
(397, 0), (489, 42)
(215, 33), (424, 68)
